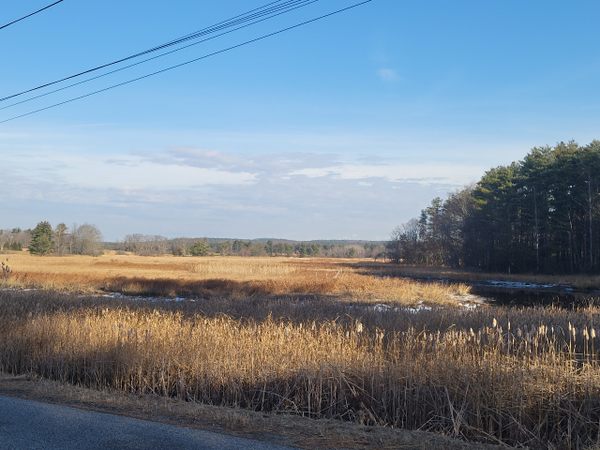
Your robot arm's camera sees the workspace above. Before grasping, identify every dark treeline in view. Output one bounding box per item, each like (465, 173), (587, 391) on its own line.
(387, 141), (600, 274)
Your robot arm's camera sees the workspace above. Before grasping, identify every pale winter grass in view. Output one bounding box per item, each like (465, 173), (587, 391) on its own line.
(1, 290), (600, 448)
(0, 253), (470, 306)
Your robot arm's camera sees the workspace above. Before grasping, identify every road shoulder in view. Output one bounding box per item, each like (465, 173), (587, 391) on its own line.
(0, 374), (507, 449)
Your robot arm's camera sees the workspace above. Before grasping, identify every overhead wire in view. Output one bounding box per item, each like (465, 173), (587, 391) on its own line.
(0, 0), (314, 103)
(0, 0), (320, 112)
(0, 0), (64, 31)
(0, 0), (373, 124)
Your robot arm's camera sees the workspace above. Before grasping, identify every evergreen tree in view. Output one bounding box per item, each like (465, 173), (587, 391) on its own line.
(389, 140), (600, 274)
(29, 221), (53, 255)
(189, 240), (210, 256)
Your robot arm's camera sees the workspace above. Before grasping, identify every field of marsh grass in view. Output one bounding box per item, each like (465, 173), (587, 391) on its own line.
(0, 288), (600, 448)
(3, 253), (600, 447)
(0, 253), (471, 306)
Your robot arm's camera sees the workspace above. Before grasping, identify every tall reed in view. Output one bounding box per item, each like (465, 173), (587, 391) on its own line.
(1, 290), (600, 448)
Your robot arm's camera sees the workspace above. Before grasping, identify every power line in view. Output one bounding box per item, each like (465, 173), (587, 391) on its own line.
(0, 0), (373, 125)
(0, 0), (315, 103)
(1, 0), (373, 124)
(0, 0), (64, 31)
(0, 0), (321, 112)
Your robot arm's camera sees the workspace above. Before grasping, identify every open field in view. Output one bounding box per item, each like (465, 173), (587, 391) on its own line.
(3, 254), (600, 448)
(0, 253), (472, 306)
(1, 289), (600, 448)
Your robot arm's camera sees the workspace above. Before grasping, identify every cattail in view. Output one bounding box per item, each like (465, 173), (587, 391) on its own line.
(355, 321), (364, 334)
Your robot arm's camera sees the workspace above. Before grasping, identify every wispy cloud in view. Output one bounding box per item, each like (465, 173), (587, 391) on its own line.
(290, 162), (483, 185)
(377, 68), (399, 82)
(150, 147), (342, 174)
(0, 124), (497, 240)
(2, 151), (257, 200)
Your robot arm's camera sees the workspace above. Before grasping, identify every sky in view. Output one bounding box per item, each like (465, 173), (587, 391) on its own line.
(1, 0), (600, 241)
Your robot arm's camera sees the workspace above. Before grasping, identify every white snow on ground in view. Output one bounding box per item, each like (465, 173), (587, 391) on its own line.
(101, 292), (194, 303)
(369, 300), (475, 314)
(459, 302), (479, 309)
(0, 288), (38, 292)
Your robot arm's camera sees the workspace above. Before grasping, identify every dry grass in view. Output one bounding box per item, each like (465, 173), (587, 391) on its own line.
(0, 374), (501, 450)
(0, 253), (471, 306)
(4, 253), (600, 447)
(1, 290), (600, 448)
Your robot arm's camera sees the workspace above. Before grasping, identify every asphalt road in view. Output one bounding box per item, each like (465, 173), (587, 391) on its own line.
(0, 395), (294, 450)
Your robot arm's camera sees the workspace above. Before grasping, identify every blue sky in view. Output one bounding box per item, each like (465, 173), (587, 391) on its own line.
(1, 0), (599, 240)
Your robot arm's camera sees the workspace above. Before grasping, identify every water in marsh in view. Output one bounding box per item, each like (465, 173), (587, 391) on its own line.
(467, 281), (600, 308)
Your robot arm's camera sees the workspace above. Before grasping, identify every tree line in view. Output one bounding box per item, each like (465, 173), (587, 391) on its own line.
(117, 234), (385, 258)
(0, 228), (30, 251)
(2, 221), (104, 256)
(1, 223), (385, 259)
(387, 141), (600, 274)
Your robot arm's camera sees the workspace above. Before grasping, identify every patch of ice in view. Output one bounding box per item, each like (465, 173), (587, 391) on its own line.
(372, 303), (392, 312)
(0, 287), (38, 293)
(459, 302), (478, 310)
(450, 293), (487, 308)
(404, 304), (433, 314)
(485, 280), (557, 289)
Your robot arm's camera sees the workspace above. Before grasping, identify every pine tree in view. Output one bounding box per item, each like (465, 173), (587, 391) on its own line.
(29, 221), (53, 255)
(189, 240), (210, 256)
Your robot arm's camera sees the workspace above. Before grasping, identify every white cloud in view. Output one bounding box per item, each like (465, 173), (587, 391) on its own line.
(377, 68), (399, 82)
(58, 155), (256, 190)
(290, 163), (483, 186)
(0, 139), (489, 239)
(2, 151), (257, 203)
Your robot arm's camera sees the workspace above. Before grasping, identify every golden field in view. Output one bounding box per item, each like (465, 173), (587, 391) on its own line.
(0, 252), (471, 306)
(0, 289), (600, 448)
(2, 252), (600, 448)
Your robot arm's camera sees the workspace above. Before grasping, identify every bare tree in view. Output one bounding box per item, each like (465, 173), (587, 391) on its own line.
(71, 224), (103, 256)
(54, 223), (68, 256)
(123, 234), (168, 255)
